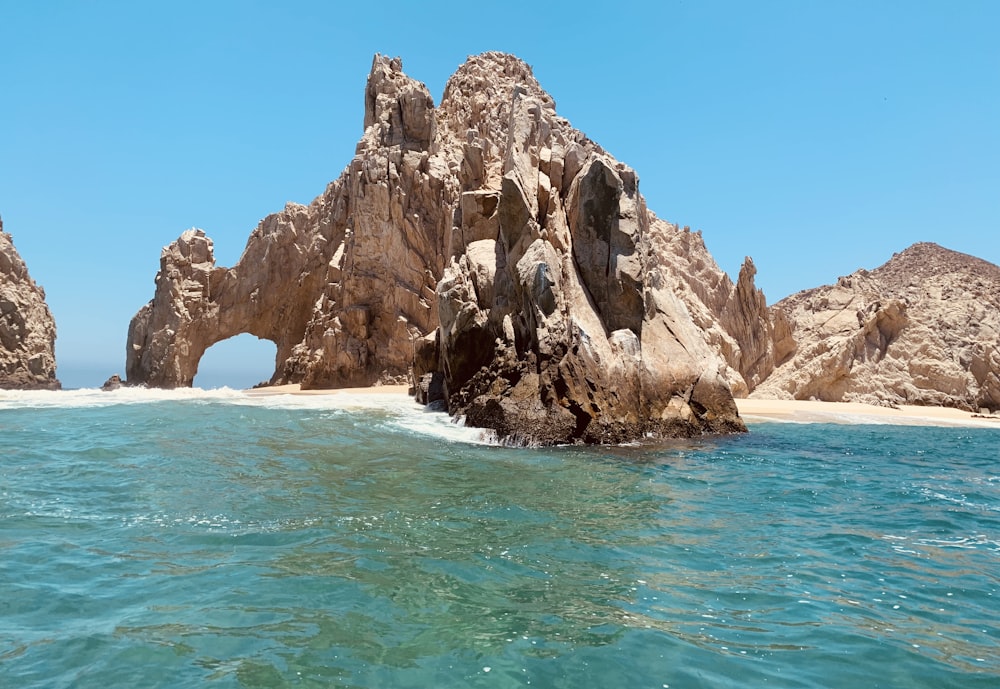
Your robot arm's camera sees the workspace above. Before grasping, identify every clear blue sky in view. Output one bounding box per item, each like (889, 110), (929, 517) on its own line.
(2, 1), (998, 389)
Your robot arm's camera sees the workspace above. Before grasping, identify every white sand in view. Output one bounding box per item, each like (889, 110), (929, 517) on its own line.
(245, 383), (1000, 429)
(736, 397), (1000, 428)
(244, 383), (411, 397)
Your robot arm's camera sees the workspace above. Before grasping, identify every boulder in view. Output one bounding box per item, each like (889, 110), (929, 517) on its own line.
(101, 374), (124, 391)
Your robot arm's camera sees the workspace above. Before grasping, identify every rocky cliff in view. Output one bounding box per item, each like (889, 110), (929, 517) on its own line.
(431, 58), (754, 443)
(0, 218), (60, 390)
(753, 243), (1000, 411)
(128, 53), (768, 443)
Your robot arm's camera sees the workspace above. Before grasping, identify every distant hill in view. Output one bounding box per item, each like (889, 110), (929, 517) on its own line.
(752, 242), (1000, 411)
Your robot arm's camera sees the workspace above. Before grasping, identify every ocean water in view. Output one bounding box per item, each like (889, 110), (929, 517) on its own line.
(1, 389), (998, 689)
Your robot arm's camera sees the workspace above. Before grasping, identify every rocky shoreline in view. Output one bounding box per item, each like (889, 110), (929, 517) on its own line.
(124, 53), (759, 445)
(4, 53), (998, 444)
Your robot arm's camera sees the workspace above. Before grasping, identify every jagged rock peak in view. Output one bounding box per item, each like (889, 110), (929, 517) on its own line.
(720, 256), (782, 392)
(871, 242), (1000, 293)
(438, 52), (552, 135)
(0, 216), (60, 390)
(128, 56), (454, 390)
(431, 54), (751, 443)
(362, 54), (436, 150)
(753, 242), (1000, 411)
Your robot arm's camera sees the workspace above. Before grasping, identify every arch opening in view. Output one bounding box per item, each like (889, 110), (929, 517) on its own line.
(194, 333), (278, 390)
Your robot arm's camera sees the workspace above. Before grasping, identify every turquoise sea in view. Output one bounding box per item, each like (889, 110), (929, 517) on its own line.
(1, 388), (998, 689)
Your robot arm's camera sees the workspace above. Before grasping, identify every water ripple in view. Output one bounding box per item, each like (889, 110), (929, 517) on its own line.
(1, 401), (998, 688)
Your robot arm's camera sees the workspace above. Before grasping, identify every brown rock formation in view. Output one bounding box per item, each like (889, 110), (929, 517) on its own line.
(0, 217), (60, 390)
(753, 243), (1000, 411)
(127, 52), (763, 443)
(127, 56), (452, 388)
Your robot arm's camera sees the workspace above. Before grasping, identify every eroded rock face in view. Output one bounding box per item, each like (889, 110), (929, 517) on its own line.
(0, 218), (60, 390)
(127, 52), (758, 443)
(753, 243), (1000, 411)
(647, 225), (782, 398)
(282, 56), (451, 389)
(432, 57), (748, 443)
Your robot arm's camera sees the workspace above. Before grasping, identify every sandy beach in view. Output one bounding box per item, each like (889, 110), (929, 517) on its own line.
(246, 384), (999, 429)
(736, 397), (1000, 428)
(245, 383), (411, 397)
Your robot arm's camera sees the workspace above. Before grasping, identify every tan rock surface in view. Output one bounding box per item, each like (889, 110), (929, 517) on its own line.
(752, 243), (1000, 411)
(648, 225), (782, 397)
(430, 56), (752, 443)
(0, 218), (60, 390)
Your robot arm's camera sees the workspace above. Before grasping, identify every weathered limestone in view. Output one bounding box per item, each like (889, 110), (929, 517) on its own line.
(645, 223), (784, 398)
(0, 217), (60, 390)
(126, 213), (327, 387)
(753, 243), (1000, 411)
(281, 56), (453, 389)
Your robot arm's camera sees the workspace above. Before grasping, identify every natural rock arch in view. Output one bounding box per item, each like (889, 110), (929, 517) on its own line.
(126, 215), (329, 388)
(127, 55), (449, 389)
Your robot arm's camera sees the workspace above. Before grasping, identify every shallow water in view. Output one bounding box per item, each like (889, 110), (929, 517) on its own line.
(1, 389), (998, 688)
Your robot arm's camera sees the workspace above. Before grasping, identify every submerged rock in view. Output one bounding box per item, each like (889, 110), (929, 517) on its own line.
(101, 374), (125, 391)
(0, 217), (59, 390)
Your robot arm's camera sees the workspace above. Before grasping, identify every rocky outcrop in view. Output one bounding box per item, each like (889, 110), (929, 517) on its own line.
(0, 218), (60, 390)
(127, 221), (327, 388)
(127, 52), (765, 443)
(101, 374), (124, 391)
(753, 243), (1000, 411)
(647, 227), (785, 397)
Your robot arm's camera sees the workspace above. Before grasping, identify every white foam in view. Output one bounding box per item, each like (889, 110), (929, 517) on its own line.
(243, 390), (500, 445)
(388, 406), (497, 446)
(0, 386), (496, 445)
(0, 386), (250, 410)
(0, 386), (417, 411)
